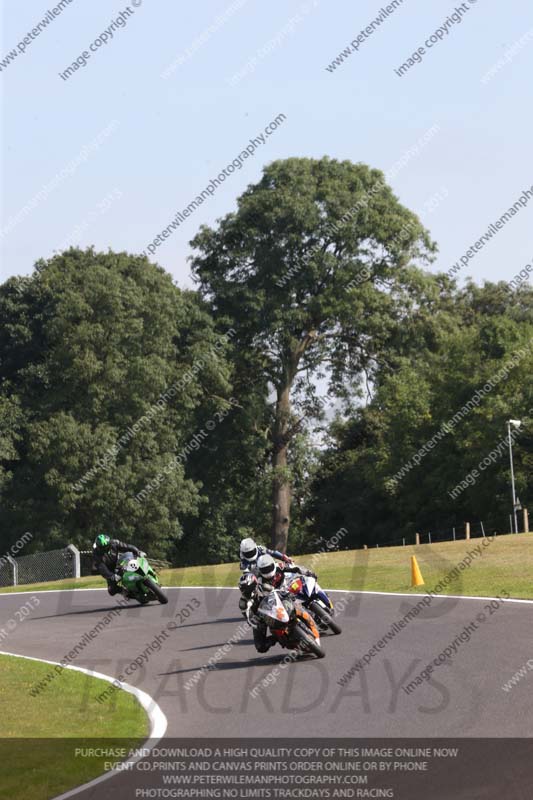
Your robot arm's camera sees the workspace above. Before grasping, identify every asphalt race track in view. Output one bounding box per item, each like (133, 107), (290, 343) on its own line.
(3, 586), (533, 798)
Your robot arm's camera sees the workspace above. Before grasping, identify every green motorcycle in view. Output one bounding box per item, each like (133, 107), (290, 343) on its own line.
(117, 551), (168, 605)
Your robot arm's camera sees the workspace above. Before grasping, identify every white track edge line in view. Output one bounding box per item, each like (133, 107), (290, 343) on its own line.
(1, 585), (533, 604)
(0, 650), (168, 800)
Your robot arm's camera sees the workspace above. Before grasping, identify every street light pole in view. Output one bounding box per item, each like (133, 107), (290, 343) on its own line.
(507, 420), (521, 533)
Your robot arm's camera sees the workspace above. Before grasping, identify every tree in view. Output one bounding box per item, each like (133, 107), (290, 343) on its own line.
(311, 281), (533, 543)
(190, 157), (436, 549)
(177, 384), (272, 565)
(0, 248), (231, 557)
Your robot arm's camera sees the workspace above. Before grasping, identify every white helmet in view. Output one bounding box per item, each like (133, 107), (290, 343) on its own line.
(257, 553), (276, 580)
(240, 537), (258, 562)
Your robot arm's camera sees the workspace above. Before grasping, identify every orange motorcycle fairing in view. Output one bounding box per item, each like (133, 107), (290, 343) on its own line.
(295, 607), (320, 641)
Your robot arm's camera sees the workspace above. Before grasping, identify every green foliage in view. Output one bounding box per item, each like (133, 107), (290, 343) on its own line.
(311, 281), (533, 544)
(176, 388), (272, 565)
(0, 248), (231, 558)
(190, 156), (437, 548)
(2, 167), (530, 566)
(190, 157), (436, 392)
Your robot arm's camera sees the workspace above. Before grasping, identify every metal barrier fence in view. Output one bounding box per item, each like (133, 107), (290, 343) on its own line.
(0, 558), (16, 588)
(79, 550), (170, 577)
(0, 546), (170, 587)
(80, 549), (94, 577)
(0, 545), (80, 587)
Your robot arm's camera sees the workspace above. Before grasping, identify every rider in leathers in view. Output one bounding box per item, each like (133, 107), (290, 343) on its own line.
(91, 534), (144, 595)
(238, 537), (291, 614)
(247, 554), (316, 653)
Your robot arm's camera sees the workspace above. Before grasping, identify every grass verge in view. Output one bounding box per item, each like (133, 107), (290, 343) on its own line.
(0, 653), (148, 800)
(0, 534), (531, 599)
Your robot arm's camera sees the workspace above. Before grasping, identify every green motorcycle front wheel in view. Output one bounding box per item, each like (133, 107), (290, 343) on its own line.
(144, 577), (169, 604)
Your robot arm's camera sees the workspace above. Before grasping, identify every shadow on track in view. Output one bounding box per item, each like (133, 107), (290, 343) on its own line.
(28, 604), (163, 620)
(159, 653), (320, 676)
(168, 616), (242, 630)
(177, 640), (252, 651)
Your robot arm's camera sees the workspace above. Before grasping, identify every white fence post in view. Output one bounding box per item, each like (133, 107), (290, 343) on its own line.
(7, 556), (18, 586)
(67, 544), (81, 579)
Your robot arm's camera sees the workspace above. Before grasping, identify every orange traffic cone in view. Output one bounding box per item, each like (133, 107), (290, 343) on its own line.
(411, 556), (424, 587)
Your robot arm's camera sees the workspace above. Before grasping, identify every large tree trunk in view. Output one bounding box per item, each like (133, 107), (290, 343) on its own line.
(270, 332), (315, 551)
(271, 383), (291, 552)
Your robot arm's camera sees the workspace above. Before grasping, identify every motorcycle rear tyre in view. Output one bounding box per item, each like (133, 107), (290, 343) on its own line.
(309, 600), (341, 635)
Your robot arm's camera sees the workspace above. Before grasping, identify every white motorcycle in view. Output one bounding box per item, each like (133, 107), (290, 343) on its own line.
(281, 571), (341, 635)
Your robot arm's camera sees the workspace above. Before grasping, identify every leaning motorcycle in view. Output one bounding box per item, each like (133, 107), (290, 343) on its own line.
(282, 571), (341, 635)
(116, 551), (168, 605)
(246, 587), (324, 658)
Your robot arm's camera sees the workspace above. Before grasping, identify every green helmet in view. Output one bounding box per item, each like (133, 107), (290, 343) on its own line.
(93, 534), (111, 551)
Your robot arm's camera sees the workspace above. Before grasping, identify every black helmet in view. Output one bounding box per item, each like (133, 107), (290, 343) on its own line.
(239, 572), (258, 598)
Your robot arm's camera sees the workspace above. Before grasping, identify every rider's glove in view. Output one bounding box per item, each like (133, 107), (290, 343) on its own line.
(111, 573), (120, 582)
(139, 551), (146, 558)
(305, 570), (317, 578)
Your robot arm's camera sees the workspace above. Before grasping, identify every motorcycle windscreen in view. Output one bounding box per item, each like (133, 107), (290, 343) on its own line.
(258, 592), (290, 624)
(119, 551), (135, 566)
(120, 552), (142, 577)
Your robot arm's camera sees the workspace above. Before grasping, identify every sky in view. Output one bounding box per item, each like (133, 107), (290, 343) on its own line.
(1, 0), (533, 290)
